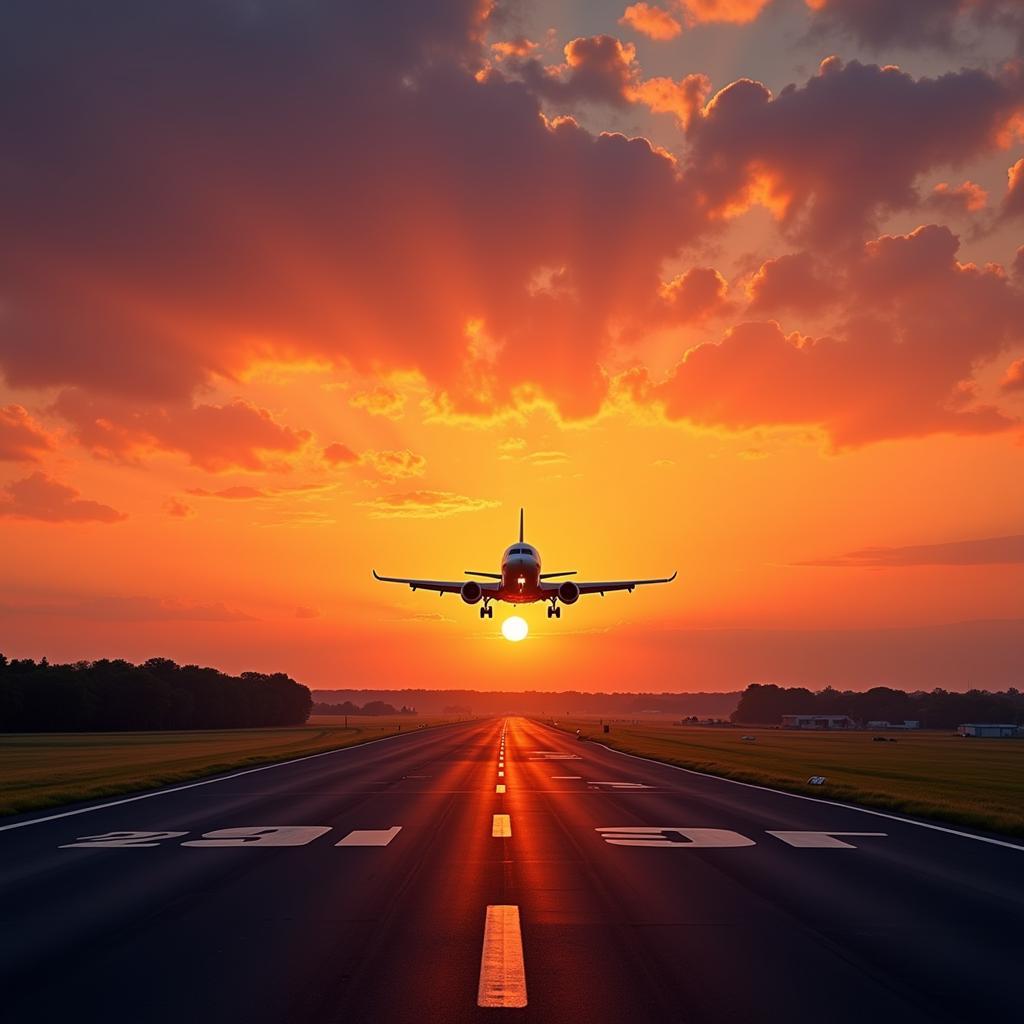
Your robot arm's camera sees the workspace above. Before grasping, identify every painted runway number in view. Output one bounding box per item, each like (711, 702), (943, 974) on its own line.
(597, 828), (887, 849)
(183, 826), (331, 847)
(60, 830), (188, 849)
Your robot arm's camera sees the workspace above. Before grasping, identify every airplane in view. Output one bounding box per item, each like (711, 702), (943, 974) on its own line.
(373, 509), (676, 619)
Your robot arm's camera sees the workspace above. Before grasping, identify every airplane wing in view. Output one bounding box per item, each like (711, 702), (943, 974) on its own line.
(542, 571), (676, 597)
(372, 570), (499, 595)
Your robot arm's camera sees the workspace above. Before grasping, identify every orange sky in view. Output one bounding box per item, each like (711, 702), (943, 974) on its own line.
(1, 0), (1022, 691)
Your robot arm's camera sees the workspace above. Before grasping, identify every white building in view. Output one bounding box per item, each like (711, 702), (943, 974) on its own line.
(957, 723), (1021, 738)
(781, 714), (856, 730)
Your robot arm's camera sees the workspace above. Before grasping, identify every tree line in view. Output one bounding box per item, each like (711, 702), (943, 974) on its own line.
(312, 701), (416, 716)
(0, 655), (311, 731)
(732, 683), (1024, 729)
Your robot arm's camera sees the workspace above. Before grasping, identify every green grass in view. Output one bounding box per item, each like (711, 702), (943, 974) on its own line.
(550, 718), (1024, 836)
(0, 715), (461, 817)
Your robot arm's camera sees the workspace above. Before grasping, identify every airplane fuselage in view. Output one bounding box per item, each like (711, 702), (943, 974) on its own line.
(500, 542), (542, 602)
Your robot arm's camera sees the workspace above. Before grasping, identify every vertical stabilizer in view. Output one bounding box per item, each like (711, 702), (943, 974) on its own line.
(519, 508), (524, 543)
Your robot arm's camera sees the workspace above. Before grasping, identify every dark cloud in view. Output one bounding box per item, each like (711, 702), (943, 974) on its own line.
(0, 472), (125, 523)
(747, 251), (838, 313)
(805, 0), (1024, 53)
(685, 57), (1024, 243)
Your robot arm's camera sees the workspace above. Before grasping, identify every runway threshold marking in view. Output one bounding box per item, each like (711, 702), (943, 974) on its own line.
(597, 827), (756, 848)
(336, 826), (403, 847)
(492, 814), (512, 838)
(477, 905), (527, 1009)
(595, 738), (1024, 854)
(767, 830), (887, 848)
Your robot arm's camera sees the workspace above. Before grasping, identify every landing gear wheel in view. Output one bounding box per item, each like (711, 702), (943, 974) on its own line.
(480, 604), (493, 619)
(547, 604), (561, 619)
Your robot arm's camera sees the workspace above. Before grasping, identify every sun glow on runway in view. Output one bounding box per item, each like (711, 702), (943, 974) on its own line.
(501, 616), (528, 642)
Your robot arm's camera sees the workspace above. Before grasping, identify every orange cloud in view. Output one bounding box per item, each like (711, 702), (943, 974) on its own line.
(163, 497), (194, 518)
(619, 3), (683, 40)
(358, 490), (499, 518)
(349, 384), (406, 419)
(659, 266), (730, 322)
(747, 252), (837, 313)
(186, 485), (268, 500)
(0, 405), (55, 462)
(1002, 357), (1024, 391)
(927, 179), (988, 215)
(490, 37), (538, 59)
(1003, 156), (1024, 217)
(683, 0), (772, 25)
(359, 449), (427, 480)
(0, 472), (125, 523)
(54, 392), (309, 471)
(799, 533), (1024, 567)
(631, 73), (710, 127)
(323, 442), (359, 466)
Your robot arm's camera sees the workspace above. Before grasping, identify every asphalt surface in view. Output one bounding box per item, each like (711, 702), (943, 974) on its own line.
(2, 716), (1022, 1023)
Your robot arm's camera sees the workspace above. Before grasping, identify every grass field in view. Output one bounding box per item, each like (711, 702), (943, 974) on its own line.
(551, 719), (1024, 836)
(0, 715), (462, 818)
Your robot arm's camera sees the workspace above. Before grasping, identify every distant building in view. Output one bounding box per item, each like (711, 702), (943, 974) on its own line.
(867, 720), (920, 730)
(781, 714), (856, 730)
(957, 723), (1021, 738)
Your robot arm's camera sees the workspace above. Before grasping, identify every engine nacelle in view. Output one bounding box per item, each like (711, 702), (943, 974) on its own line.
(558, 580), (580, 605)
(460, 580), (483, 605)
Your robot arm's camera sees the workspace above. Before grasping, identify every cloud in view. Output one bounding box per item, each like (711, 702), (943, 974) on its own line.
(359, 490), (499, 518)
(799, 534), (1024, 566)
(0, 592), (252, 621)
(359, 449), (427, 480)
(490, 37), (539, 59)
(635, 224), (1024, 446)
(53, 391), (309, 471)
(927, 180), (989, 216)
(164, 496), (194, 518)
(619, 3), (683, 40)
(659, 266), (731, 322)
(349, 384), (406, 419)
(1002, 357), (1024, 391)
(323, 443), (360, 466)
(747, 251), (837, 313)
(1003, 157), (1024, 218)
(0, 472), (125, 523)
(186, 485), (268, 500)
(804, 0), (1024, 52)
(683, 0), (772, 25)
(684, 57), (1024, 243)
(0, 405), (55, 462)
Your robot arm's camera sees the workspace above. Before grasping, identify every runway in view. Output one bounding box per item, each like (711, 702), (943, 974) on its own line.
(2, 716), (1021, 1023)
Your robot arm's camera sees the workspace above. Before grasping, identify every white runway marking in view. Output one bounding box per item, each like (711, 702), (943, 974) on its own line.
(594, 738), (1024, 854)
(183, 826), (331, 847)
(528, 751), (580, 760)
(587, 781), (651, 789)
(498, 770), (504, 777)
(492, 814), (512, 838)
(496, 784), (506, 794)
(335, 826), (403, 847)
(597, 827), (756, 848)
(477, 905), (527, 1008)
(0, 725), (434, 833)
(551, 776), (581, 780)
(60, 830), (188, 849)
(767, 830), (887, 849)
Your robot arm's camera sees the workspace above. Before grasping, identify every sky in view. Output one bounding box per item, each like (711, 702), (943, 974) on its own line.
(1, 0), (1023, 693)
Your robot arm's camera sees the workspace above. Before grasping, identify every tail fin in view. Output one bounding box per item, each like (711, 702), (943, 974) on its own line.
(519, 508), (524, 543)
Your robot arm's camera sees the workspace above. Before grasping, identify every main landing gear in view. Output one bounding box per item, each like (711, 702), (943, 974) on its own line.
(547, 600), (561, 619)
(480, 601), (494, 619)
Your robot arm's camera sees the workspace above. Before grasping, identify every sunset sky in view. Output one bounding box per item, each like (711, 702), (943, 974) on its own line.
(1, 0), (1023, 692)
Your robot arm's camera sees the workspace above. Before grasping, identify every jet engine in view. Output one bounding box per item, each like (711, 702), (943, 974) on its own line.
(558, 580), (580, 605)
(460, 580), (483, 604)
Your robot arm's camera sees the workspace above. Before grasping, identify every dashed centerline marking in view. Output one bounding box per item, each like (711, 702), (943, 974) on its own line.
(496, 784), (506, 794)
(498, 770), (504, 777)
(477, 905), (527, 1009)
(492, 814), (512, 838)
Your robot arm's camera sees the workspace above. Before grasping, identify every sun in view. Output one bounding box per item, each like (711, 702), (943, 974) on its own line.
(501, 615), (529, 642)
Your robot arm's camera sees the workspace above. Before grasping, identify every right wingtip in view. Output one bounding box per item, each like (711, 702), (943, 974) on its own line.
(372, 569), (382, 580)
